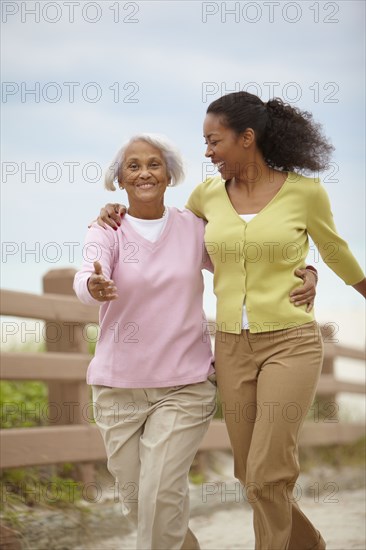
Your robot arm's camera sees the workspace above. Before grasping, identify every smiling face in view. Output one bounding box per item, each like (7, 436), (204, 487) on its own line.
(119, 140), (171, 209)
(203, 113), (251, 181)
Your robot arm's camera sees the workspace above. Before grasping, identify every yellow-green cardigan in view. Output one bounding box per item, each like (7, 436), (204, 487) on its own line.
(186, 172), (364, 334)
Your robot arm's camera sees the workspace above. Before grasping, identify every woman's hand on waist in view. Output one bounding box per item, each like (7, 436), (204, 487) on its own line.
(289, 267), (318, 312)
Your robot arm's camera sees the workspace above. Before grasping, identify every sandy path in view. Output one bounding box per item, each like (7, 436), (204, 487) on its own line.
(75, 487), (365, 550)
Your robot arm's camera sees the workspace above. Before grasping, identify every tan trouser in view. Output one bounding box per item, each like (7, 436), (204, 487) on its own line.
(215, 321), (326, 550)
(92, 379), (216, 550)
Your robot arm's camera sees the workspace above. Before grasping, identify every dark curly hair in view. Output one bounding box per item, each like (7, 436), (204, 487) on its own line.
(206, 92), (334, 173)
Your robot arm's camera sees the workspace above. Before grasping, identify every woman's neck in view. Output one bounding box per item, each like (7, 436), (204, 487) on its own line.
(233, 165), (284, 194)
(127, 203), (166, 220)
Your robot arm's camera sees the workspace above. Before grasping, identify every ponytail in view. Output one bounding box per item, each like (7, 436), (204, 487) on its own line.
(262, 98), (333, 172)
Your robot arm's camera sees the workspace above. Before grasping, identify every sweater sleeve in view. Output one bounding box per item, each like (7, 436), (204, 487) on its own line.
(73, 224), (117, 305)
(307, 182), (365, 285)
(185, 182), (207, 220)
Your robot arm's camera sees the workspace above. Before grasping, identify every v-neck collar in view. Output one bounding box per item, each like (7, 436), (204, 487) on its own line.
(120, 207), (175, 249)
(222, 172), (291, 224)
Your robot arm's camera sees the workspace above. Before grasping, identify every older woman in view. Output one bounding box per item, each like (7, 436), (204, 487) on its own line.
(96, 93), (365, 550)
(74, 135), (217, 550)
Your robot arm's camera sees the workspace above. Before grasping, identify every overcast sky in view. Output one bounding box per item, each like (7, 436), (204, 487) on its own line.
(1, 0), (365, 345)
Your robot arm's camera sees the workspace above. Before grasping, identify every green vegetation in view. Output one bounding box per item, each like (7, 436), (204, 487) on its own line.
(1, 464), (83, 512)
(1, 341), (48, 429)
(299, 436), (366, 470)
(1, 340), (97, 514)
(0, 381), (48, 429)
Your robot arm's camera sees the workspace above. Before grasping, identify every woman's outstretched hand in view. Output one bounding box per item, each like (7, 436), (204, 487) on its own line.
(96, 203), (127, 230)
(290, 268), (317, 312)
(87, 261), (119, 302)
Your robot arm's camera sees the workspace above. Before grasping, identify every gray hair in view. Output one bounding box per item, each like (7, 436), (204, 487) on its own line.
(104, 133), (185, 190)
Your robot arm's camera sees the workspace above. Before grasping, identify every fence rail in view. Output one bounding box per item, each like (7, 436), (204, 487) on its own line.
(1, 270), (365, 474)
(1, 288), (98, 323)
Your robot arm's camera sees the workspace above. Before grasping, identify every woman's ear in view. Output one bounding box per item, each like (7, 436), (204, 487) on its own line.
(165, 170), (172, 187)
(241, 128), (255, 148)
(118, 180), (124, 190)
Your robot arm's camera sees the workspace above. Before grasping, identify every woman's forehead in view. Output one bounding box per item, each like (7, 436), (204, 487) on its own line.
(203, 113), (227, 135)
(124, 140), (164, 159)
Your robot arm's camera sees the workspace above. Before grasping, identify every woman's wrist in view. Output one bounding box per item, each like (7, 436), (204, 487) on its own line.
(353, 277), (366, 298)
(305, 265), (318, 284)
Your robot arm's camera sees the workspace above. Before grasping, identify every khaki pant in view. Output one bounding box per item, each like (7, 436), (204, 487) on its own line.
(92, 379), (216, 550)
(215, 321), (326, 550)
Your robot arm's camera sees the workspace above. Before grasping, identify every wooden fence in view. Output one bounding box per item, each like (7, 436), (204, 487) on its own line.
(1, 269), (365, 477)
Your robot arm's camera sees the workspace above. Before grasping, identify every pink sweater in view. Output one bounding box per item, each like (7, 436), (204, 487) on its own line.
(73, 208), (215, 388)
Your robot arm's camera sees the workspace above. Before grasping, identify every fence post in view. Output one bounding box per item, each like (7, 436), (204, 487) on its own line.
(0, 524), (22, 550)
(43, 268), (95, 485)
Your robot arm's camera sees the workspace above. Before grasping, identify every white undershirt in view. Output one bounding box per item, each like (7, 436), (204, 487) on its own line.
(124, 208), (169, 242)
(239, 213), (257, 328)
